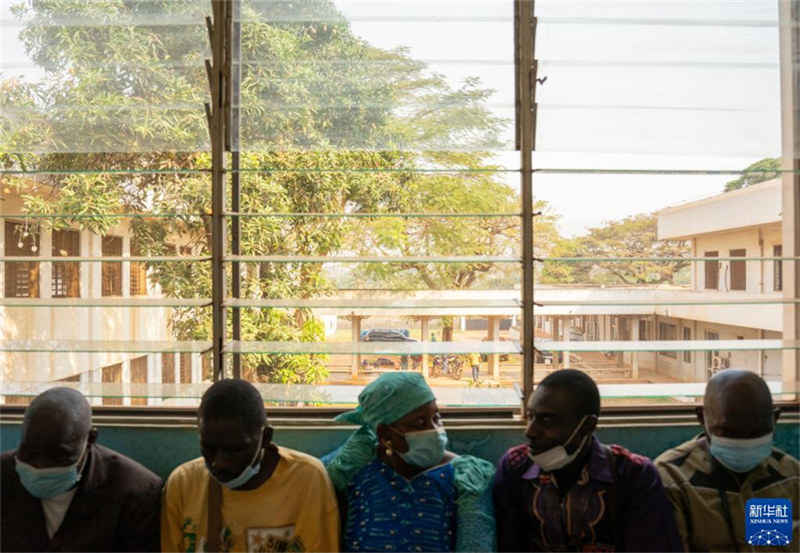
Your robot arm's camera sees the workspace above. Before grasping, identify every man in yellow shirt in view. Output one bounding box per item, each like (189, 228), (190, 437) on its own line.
(161, 380), (340, 552)
(469, 351), (482, 382)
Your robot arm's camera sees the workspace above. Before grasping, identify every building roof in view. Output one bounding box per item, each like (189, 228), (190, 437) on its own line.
(657, 178), (781, 240)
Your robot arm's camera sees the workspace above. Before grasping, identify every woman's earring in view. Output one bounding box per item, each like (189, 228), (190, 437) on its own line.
(385, 440), (393, 456)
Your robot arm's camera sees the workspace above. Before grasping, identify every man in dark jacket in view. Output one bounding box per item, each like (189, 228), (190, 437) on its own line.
(1, 387), (162, 552)
(493, 369), (682, 552)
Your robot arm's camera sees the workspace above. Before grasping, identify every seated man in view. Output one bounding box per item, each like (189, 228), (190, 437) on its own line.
(493, 369), (682, 552)
(1, 387), (162, 551)
(161, 379), (340, 552)
(655, 370), (799, 551)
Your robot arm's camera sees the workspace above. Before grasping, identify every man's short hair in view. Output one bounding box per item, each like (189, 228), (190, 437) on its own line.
(536, 369), (600, 418)
(198, 379), (267, 432)
(23, 387), (92, 442)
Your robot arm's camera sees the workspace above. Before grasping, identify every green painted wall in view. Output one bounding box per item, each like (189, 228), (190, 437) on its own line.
(2, 421), (798, 480)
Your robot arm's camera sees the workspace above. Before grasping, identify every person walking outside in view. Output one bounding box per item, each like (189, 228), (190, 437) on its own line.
(469, 351), (482, 382)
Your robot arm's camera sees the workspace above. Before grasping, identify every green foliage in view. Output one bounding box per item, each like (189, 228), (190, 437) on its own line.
(724, 157), (781, 192)
(541, 213), (690, 286)
(349, 177), (559, 291)
(2, 0), (524, 383)
(538, 237), (589, 284)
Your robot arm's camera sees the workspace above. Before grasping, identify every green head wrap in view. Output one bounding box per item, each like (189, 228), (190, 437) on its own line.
(325, 372), (437, 490)
(336, 372), (436, 429)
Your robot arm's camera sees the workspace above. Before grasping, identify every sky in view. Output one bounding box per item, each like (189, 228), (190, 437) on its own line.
(336, 0), (784, 236)
(1, 0), (786, 237)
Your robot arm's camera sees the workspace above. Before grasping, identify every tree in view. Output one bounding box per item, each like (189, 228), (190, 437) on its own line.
(1, 0), (516, 380)
(724, 157), (781, 192)
(540, 213), (690, 286)
(349, 180), (560, 338)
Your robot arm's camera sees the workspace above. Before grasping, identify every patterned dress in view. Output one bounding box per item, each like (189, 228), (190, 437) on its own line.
(342, 459), (457, 552)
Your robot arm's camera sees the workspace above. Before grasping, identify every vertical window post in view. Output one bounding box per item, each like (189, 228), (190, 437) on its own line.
(516, 0), (537, 406)
(779, 0), (799, 388)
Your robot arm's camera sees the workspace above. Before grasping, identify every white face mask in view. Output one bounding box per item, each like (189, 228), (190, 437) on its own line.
(15, 438), (89, 499)
(206, 431), (265, 490)
(528, 415), (589, 472)
(706, 426), (774, 473)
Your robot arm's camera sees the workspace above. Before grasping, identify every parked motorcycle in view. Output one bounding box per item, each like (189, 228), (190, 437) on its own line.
(430, 354), (464, 380)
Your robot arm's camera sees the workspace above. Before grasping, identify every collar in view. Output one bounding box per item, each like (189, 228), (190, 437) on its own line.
(522, 436), (613, 483)
(75, 444), (106, 494)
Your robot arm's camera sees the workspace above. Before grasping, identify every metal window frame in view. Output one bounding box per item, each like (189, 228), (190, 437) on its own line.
(16, 0), (782, 408)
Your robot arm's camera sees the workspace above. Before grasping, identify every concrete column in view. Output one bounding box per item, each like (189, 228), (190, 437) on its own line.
(550, 316), (560, 370)
(172, 353), (180, 390)
(90, 234), (102, 298)
(191, 352), (201, 384)
(421, 316), (430, 380)
(350, 316), (362, 379)
(80, 231), (91, 298)
(631, 316), (640, 380)
(40, 229), (52, 299)
(617, 317), (625, 368)
(653, 315), (659, 375)
(148, 353), (159, 406)
(37, 230), (54, 381)
(488, 316), (500, 380)
(563, 316), (571, 369)
(122, 359), (131, 407)
(122, 235), (131, 297)
(779, 0), (799, 393)
(693, 320), (701, 381)
(0, 219), (4, 287)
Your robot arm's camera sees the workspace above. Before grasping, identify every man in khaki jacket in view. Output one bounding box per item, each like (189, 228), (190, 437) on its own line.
(655, 370), (799, 551)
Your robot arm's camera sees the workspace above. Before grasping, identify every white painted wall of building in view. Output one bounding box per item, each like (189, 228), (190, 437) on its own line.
(2, 193), (178, 389)
(658, 179), (781, 241)
(693, 225), (783, 295)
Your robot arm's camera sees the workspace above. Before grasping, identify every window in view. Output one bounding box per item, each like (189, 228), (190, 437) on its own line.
(638, 320), (650, 341)
(774, 245), (783, 292)
(162, 354), (175, 384)
(705, 332), (720, 369)
(658, 323), (677, 359)
(729, 249), (746, 291)
(130, 356), (148, 406)
(101, 362), (123, 406)
(101, 236), (122, 297)
(179, 353), (192, 384)
(682, 328), (691, 363)
(51, 228), (80, 298)
(202, 354), (211, 381)
(1, 0), (797, 412)
(704, 252), (719, 290)
(129, 240), (148, 296)
(4, 221), (40, 298)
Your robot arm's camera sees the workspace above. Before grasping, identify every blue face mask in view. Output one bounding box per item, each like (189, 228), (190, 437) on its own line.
(15, 439), (88, 499)
(708, 431), (773, 473)
(207, 431), (264, 490)
(394, 427), (448, 468)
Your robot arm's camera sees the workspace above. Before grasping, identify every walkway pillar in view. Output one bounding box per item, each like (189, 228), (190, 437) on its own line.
(350, 315), (363, 379)
(631, 316), (640, 380)
(488, 316), (501, 380)
(420, 316), (430, 380)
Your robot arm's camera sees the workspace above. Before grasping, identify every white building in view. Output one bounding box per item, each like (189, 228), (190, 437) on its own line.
(533, 178), (784, 382)
(1, 191), (204, 405)
(1, 179), (788, 397)
(654, 178), (783, 380)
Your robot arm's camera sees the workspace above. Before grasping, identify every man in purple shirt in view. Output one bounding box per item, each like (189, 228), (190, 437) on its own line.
(492, 369), (682, 552)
